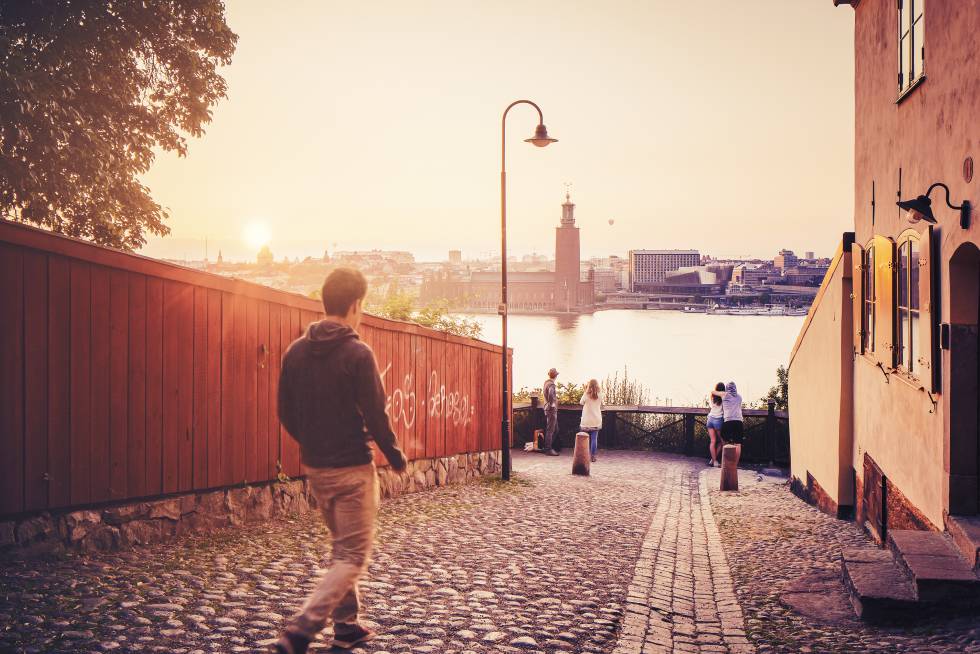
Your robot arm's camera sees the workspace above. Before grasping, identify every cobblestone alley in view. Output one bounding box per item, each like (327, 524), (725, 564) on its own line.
(2, 451), (979, 654)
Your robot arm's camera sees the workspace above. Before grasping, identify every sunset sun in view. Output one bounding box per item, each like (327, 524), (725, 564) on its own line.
(243, 221), (271, 249)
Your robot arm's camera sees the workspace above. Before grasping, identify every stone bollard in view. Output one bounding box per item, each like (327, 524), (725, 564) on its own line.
(720, 444), (739, 491)
(572, 432), (591, 476)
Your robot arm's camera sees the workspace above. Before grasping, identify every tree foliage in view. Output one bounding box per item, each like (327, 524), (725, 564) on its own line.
(370, 292), (483, 339)
(0, 0), (237, 249)
(759, 364), (789, 411)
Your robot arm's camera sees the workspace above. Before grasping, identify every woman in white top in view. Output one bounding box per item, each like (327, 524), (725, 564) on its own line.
(579, 379), (603, 463)
(706, 382), (726, 467)
(717, 381), (745, 467)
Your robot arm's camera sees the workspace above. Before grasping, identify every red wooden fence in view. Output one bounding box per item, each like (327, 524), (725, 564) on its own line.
(0, 221), (510, 519)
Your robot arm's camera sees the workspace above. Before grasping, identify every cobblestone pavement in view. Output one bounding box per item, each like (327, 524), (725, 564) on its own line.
(612, 467), (752, 654)
(4, 453), (979, 654)
(707, 469), (980, 654)
(0, 451), (703, 654)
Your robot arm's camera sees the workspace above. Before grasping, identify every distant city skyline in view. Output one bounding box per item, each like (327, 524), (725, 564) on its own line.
(138, 0), (854, 266)
(157, 237), (829, 266)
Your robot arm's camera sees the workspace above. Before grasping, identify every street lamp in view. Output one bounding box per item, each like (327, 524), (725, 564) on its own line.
(500, 100), (557, 481)
(898, 181), (972, 229)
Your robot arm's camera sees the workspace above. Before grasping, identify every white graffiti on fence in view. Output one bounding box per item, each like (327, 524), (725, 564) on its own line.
(379, 363), (416, 429)
(379, 364), (476, 429)
(428, 370), (474, 427)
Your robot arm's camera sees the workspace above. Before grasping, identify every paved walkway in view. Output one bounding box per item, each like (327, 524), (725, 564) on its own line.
(0, 451), (723, 654)
(709, 471), (980, 654)
(1, 451), (977, 654)
(613, 467), (752, 654)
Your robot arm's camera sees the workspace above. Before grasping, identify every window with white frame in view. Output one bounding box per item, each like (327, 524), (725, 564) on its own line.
(896, 236), (920, 373)
(898, 0), (925, 96)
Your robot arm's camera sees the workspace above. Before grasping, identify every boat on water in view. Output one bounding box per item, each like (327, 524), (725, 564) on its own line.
(706, 304), (808, 316)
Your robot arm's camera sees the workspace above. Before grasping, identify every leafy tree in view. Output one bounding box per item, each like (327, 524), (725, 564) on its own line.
(0, 1), (237, 249)
(760, 364), (789, 411)
(371, 292), (482, 339)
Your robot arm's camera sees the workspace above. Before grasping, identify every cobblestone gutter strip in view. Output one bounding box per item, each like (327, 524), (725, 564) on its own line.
(708, 471), (980, 654)
(613, 467), (753, 654)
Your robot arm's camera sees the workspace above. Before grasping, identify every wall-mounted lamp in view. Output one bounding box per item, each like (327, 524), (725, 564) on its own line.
(897, 182), (972, 229)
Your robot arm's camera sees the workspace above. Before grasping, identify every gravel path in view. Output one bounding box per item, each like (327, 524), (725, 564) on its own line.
(707, 469), (980, 654)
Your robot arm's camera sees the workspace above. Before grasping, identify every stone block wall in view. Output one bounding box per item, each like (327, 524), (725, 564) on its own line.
(0, 450), (501, 554)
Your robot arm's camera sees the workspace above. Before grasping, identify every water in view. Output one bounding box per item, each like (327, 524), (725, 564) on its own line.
(462, 310), (803, 406)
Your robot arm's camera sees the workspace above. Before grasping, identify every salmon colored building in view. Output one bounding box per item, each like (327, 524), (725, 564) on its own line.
(790, 0), (980, 569)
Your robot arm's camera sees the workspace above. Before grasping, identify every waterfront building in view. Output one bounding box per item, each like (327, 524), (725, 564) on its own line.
(791, 0), (980, 563)
(805, 251), (815, 260)
(628, 249), (700, 291)
(419, 194), (595, 313)
(730, 263), (774, 289)
(257, 245), (273, 267)
(644, 266), (727, 307)
(448, 249), (462, 264)
(774, 249), (799, 270)
(593, 268), (618, 293)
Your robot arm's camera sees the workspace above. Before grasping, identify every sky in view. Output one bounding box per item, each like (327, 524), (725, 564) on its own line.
(139, 0), (855, 263)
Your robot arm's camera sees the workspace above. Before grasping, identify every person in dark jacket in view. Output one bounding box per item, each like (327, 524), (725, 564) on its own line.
(272, 267), (408, 654)
(542, 368), (560, 455)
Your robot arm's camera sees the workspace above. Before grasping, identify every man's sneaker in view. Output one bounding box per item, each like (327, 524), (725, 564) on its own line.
(546, 449), (559, 457)
(270, 632), (310, 654)
(707, 458), (714, 467)
(331, 623), (376, 649)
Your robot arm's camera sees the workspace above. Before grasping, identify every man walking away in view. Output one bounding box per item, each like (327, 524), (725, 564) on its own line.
(273, 268), (408, 654)
(542, 368), (560, 456)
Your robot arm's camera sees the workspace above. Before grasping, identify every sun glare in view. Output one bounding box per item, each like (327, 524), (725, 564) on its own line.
(243, 221), (271, 250)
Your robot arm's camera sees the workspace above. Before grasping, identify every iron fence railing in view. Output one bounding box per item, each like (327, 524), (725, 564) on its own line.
(512, 403), (789, 467)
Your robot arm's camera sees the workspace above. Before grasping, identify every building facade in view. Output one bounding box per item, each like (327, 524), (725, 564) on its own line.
(628, 250), (700, 291)
(419, 194), (595, 313)
(790, 1), (980, 553)
(774, 249), (799, 270)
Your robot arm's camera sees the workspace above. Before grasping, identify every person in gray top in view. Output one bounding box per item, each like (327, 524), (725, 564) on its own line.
(542, 368), (560, 456)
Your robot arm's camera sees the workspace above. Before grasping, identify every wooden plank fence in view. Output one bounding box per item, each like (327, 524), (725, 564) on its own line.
(0, 221), (510, 519)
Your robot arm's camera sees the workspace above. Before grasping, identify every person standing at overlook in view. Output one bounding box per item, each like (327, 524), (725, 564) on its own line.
(542, 367), (560, 455)
(718, 381), (745, 468)
(273, 267), (408, 653)
(706, 382), (726, 468)
(579, 379), (604, 462)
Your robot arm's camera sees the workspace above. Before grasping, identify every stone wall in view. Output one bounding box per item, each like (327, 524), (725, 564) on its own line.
(0, 451), (501, 554)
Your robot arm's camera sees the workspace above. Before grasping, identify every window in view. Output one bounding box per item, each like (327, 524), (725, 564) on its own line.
(895, 235), (920, 373)
(863, 246), (875, 352)
(898, 0), (925, 96)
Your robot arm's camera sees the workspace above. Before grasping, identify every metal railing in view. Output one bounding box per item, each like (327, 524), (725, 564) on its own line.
(512, 403), (789, 467)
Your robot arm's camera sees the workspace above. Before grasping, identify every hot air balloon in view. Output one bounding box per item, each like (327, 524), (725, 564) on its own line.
(608, 219), (615, 226)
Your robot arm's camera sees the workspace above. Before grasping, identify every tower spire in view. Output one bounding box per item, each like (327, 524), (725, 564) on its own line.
(561, 184), (575, 226)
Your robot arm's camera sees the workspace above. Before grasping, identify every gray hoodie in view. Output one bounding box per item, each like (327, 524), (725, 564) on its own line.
(278, 320), (406, 469)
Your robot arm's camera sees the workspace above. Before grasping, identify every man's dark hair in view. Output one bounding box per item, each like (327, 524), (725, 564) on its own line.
(321, 268), (368, 316)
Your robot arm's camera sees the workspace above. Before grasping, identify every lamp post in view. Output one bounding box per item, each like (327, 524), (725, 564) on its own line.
(898, 181), (972, 229)
(500, 100), (557, 481)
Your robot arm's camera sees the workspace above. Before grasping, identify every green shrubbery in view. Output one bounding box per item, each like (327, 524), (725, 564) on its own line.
(368, 292), (483, 339)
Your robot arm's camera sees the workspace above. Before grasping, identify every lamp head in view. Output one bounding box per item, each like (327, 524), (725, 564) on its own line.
(525, 124), (558, 147)
(898, 195), (937, 224)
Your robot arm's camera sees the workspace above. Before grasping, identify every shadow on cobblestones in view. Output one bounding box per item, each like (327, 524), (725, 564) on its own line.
(708, 470), (980, 654)
(0, 450), (688, 654)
